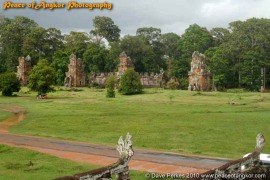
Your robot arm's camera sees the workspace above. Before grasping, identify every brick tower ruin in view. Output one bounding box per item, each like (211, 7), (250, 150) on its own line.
(117, 52), (134, 75)
(17, 55), (31, 86)
(64, 54), (86, 87)
(188, 51), (210, 91)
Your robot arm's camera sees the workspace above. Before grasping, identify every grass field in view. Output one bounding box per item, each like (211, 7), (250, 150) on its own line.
(0, 144), (144, 180)
(0, 144), (98, 180)
(0, 87), (270, 158)
(0, 110), (12, 122)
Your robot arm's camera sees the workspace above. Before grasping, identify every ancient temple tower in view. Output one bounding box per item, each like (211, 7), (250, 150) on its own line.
(64, 54), (86, 87)
(117, 52), (134, 75)
(188, 51), (210, 91)
(17, 55), (31, 86)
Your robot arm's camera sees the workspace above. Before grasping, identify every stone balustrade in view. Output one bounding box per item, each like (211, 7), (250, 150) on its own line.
(54, 133), (133, 180)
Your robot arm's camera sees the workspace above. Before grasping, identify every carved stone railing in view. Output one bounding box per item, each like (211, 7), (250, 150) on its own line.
(54, 133), (134, 180)
(191, 133), (268, 180)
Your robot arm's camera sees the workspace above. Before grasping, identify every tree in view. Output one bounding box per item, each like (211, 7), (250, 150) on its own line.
(64, 31), (89, 57)
(50, 50), (69, 85)
(22, 27), (48, 65)
(83, 42), (110, 73)
(118, 69), (142, 95)
(179, 24), (213, 57)
(0, 72), (20, 96)
(106, 75), (116, 98)
(90, 16), (120, 45)
(205, 47), (230, 90)
(136, 27), (166, 72)
(210, 27), (230, 46)
(175, 24), (214, 80)
(136, 27), (161, 45)
(120, 35), (152, 72)
(160, 33), (181, 59)
(224, 18), (270, 89)
(0, 16), (38, 71)
(28, 59), (55, 95)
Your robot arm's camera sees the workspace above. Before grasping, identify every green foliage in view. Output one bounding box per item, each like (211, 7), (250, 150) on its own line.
(90, 16), (120, 44)
(179, 77), (189, 90)
(105, 75), (116, 98)
(83, 42), (111, 73)
(118, 69), (142, 95)
(50, 51), (69, 85)
(205, 47), (230, 90)
(0, 72), (20, 96)
(1, 15), (270, 91)
(28, 59), (55, 94)
(160, 32), (181, 58)
(120, 35), (151, 72)
(64, 31), (89, 57)
(166, 79), (179, 90)
(0, 16), (38, 71)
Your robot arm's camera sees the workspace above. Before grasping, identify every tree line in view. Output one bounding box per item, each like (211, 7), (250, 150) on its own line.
(0, 15), (269, 91)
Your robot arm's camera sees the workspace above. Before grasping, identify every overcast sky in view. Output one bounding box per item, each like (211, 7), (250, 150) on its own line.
(1, 0), (270, 36)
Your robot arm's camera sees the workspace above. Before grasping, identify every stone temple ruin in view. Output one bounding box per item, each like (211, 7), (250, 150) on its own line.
(117, 52), (135, 76)
(89, 52), (167, 88)
(16, 55), (31, 86)
(16, 51), (211, 90)
(188, 51), (210, 91)
(64, 54), (86, 87)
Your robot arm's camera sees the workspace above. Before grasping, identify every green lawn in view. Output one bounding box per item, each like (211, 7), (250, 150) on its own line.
(0, 110), (12, 122)
(0, 144), (145, 180)
(1, 88), (270, 158)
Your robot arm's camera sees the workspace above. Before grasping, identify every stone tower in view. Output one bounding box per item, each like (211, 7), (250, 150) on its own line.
(64, 54), (86, 87)
(17, 55), (31, 86)
(188, 51), (210, 91)
(117, 52), (134, 75)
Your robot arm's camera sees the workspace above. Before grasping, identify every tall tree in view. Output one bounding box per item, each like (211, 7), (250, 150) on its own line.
(51, 50), (69, 85)
(160, 32), (181, 59)
(120, 35), (153, 72)
(210, 27), (230, 46)
(0, 16), (38, 71)
(45, 28), (64, 62)
(176, 24), (213, 80)
(226, 18), (270, 89)
(136, 27), (161, 45)
(64, 31), (89, 58)
(135, 27), (167, 72)
(22, 27), (47, 65)
(90, 16), (120, 45)
(83, 42), (110, 73)
(205, 47), (230, 90)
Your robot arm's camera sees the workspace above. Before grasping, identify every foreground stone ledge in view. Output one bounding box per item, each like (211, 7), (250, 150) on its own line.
(54, 133), (133, 180)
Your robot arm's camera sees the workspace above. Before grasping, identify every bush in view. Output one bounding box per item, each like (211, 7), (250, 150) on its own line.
(166, 79), (179, 90)
(106, 75), (116, 98)
(0, 72), (21, 96)
(118, 69), (142, 95)
(28, 59), (55, 95)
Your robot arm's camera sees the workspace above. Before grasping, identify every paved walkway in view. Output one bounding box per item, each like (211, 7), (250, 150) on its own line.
(0, 105), (231, 174)
(0, 133), (230, 174)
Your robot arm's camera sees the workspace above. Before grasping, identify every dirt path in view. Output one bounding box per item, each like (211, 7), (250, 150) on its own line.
(0, 104), (26, 133)
(0, 105), (230, 174)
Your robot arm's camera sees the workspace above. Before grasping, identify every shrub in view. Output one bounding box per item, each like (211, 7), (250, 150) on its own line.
(118, 69), (142, 95)
(166, 79), (179, 90)
(106, 75), (116, 98)
(28, 59), (55, 95)
(0, 72), (21, 96)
